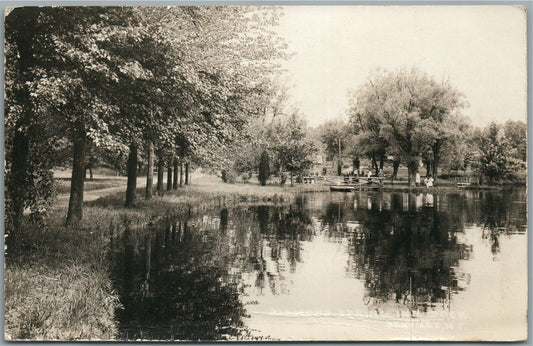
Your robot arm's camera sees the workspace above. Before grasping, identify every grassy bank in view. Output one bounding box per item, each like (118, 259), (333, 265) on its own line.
(5, 176), (313, 341)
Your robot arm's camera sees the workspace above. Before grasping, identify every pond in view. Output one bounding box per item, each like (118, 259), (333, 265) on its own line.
(108, 188), (527, 341)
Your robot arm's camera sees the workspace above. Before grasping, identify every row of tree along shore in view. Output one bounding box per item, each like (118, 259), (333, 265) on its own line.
(230, 68), (526, 190)
(5, 6), (290, 236)
(5, 7), (525, 241)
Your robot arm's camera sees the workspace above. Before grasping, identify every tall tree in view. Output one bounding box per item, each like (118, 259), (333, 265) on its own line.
(270, 112), (316, 186)
(5, 6), (288, 229)
(349, 67), (465, 185)
(5, 7), (48, 235)
(474, 122), (523, 183)
(503, 120), (527, 162)
(258, 150), (271, 186)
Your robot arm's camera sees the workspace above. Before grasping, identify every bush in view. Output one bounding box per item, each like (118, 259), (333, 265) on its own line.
(221, 169), (238, 184)
(258, 151), (270, 186)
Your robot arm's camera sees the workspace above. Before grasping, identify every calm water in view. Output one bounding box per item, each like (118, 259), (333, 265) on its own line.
(109, 188), (527, 341)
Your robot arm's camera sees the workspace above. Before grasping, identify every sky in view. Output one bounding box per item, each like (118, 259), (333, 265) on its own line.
(275, 6), (527, 128)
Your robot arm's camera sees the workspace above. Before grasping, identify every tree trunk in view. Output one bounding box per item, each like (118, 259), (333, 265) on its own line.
(84, 165), (93, 180)
(125, 144), (138, 207)
(179, 161), (184, 186)
(407, 159), (418, 188)
(432, 157), (439, 184)
(6, 8), (40, 235)
(371, 153), (378, 175)
(173, 160), (178, 190)
(379, 152), (384, 171)
(353, 156), (360, 175)
(185, 162), (189, 185)
(156, 159), (164, 194)
(425, 161), (431, 177)
(145, 142), (154, 200)
(8, 129), (29, 234)
(432, 142), (441, 185)
(66, 131), (87, 226)
(290, 171), (294, 186)
(392, 160), (400, 180)
(167, 160), (173, 191)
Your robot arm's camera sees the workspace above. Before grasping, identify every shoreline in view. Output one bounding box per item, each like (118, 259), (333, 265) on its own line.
(4, 175), (525, 341)
(5, 178), (314, 341)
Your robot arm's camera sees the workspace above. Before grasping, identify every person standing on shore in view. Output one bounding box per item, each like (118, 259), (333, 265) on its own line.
(415, 172), (421, 187)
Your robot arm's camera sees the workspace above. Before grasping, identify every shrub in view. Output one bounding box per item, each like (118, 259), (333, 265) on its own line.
(258, 150), (270, 186)
(221, 169), (238, 183)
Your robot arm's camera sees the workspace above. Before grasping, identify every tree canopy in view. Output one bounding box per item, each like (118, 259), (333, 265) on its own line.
(347, 67), (467, 185)
(5, 6), (288, 232)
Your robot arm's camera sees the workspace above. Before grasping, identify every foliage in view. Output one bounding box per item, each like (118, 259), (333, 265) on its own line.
(218, 80), (316, 185)
(221, 169), (238, 184)
(348, 67), (466, 183)
(269, 112), (317, 184)
(5, 6), (288, 230)
(315, 118), (351, 160)
(473, 122), (525, 183)
(503, 120), (527, 162)
(258, 150), (271, 185)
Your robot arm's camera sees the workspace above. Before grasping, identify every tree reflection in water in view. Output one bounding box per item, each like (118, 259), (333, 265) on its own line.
(111, 221), (248, 341)
(347, 196), (471, 314)
(477, 189), (527, 255)
(313, 189), (525, 315)
(109, 188), (526, 340)
(109, 203), (314, 340)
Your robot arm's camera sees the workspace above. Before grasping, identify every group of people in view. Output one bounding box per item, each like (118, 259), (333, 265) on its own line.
(415, 172), (434, 188)
(352, 167), (435, 187)
(353, 168), (384, 178)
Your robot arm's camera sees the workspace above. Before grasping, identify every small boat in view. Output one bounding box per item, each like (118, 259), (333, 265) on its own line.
(329, 181), (383, 192)
(329, 185), (356, 192)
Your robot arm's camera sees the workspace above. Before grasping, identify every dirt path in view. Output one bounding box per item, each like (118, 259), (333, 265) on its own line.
(53, 172), (209, 206)
(54, 177), (147, 207)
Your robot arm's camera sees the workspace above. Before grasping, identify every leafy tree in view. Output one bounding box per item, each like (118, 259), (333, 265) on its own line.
(270, 112), (316, 185)
(316, 119), (350, 160)
(347, 107), (389, 175)
(474, 122), (522, 183)
(503, 120), (527, 162)
(5, 8), (52, 236)
(5, 6), (288, 231)
(315, 119), (352, 176)
(349, 67), (466, 185)
(5, 7), (122, 230)
(258, 150), (271, 186)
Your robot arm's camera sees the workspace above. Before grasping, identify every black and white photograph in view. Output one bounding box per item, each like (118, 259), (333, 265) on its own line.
(3, 4), (528, 341)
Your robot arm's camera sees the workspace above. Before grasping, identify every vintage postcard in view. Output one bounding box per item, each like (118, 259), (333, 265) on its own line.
(4, 5), (527, 341)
